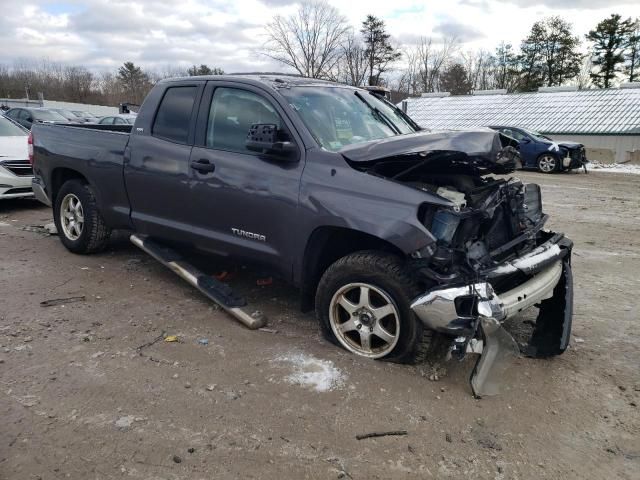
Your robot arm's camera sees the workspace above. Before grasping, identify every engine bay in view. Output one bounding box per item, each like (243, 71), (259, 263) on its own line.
(351, 149), (547, 289)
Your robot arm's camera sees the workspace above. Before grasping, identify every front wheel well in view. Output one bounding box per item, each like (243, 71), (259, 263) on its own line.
(299, 226), (405, 312)
(51, 168), (88, 204)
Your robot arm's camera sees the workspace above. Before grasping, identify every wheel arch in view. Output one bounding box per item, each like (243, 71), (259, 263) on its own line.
(51, 168), (89, 205)
(299, 226), (405, 312)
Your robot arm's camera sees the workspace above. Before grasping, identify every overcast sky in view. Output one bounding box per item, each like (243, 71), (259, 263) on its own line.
(1, 0), (640, 73)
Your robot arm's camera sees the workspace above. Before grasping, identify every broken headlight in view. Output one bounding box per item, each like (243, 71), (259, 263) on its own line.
(431, 208), (460, 244)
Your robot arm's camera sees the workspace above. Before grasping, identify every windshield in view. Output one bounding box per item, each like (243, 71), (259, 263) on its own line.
(33, 110), (67, 121)
(55, 109), (77, 119)
(0, 116), (27, 136)
(280, 86), (418, 152)
(522, 128), (551, 142)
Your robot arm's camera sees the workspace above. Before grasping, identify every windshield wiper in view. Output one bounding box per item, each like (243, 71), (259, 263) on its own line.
(354, 91), (401, 135)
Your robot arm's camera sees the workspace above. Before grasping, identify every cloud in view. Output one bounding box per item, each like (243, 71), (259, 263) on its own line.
(491, 0), (639, 9)
(0, 0), (280, 73)
(1, 0), (639, 76)
(433, 19), (486, 43)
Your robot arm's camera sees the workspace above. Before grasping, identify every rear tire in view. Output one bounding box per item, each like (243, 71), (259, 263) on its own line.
(53, 179), (111, 254)
(315, 251), (435, 364)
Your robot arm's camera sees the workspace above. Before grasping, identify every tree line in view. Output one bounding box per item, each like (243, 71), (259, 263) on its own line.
(264, 2), (640, 96)
(0, 61), (224, 106)
(1, 1), (639, 106)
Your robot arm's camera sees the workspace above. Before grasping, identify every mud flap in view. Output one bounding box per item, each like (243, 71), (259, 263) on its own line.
(470, 317), (521, 397)
(524, 257), (573, 357)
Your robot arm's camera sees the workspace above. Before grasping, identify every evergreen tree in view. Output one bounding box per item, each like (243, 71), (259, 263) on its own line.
(187, 65), (224, 76)
(586, 14), (635, 88)
(116, 62), (150, 103)
(361, 15), (401, 86)
(439, 63), (473, 95)
(518, 22), (546, 91)
(517, 17), (582, 90)
(625, 19), (640, 82)
(494, 42), (519, 90)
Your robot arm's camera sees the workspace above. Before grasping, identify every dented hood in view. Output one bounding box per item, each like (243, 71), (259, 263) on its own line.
(340, 128), (509, 166)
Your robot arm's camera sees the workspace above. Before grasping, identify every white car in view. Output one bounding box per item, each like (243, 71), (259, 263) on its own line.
(0, 116), (33, 199)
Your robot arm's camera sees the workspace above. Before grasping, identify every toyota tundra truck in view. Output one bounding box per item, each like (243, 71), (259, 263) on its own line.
(30, 75), (573, 395)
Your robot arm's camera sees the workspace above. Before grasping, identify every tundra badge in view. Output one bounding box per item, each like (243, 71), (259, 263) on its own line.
(231, 228), (266, 242)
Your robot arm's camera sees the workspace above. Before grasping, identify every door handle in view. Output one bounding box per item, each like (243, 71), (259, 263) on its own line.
(190, 159), (215, 173)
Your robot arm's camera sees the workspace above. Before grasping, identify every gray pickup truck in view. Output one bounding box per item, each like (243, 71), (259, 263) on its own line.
(31, 75), (573, 395)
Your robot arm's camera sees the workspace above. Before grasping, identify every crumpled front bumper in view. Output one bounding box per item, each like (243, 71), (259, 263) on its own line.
(410, 235), (573, 396)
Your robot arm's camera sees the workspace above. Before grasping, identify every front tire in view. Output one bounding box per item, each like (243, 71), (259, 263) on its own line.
(53, 179), (111, 254)
(537, 154), (558, 173)
(315, 251), (434, 364)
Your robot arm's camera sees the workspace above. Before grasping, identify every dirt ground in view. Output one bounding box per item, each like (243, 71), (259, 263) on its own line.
(1, 170), (638, 480)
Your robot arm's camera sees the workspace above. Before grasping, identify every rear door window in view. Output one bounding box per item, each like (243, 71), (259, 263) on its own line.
(206, 87), (281, 154)
(152, 86), (197, 144)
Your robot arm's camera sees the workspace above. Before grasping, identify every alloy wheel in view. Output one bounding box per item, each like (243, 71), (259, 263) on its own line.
(329, 282), (400, 358)
(538, 155), (557, 173)
(60, 193), (84, 241)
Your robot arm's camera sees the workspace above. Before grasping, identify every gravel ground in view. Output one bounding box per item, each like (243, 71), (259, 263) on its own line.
(0, 170), (638, 479)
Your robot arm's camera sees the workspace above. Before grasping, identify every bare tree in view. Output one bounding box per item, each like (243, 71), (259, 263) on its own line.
(332, 32), (368, 86)
(396, 45), (422, 95)
(572, 55), (593, 89)
(461, 49), (497, 91)
(416, 36), (459, 93)
(262, 0), (350, 78)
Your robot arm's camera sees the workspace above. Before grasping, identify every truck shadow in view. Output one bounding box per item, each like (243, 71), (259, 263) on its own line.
(0, 197), (47, 213)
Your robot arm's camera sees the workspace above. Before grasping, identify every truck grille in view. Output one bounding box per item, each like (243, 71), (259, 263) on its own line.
(1, 160), (33, 177)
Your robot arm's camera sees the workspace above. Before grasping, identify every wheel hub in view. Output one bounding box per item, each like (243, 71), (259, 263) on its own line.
(357, 309), (374, 326)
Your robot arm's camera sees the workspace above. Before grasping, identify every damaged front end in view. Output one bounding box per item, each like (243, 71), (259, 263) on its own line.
(343, 129), (574, 396)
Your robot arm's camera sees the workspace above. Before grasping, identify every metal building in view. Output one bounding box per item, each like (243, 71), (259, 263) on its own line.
(403, 84), (640, 164)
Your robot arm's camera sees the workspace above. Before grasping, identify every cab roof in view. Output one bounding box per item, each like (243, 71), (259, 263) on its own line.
(160, 74), (353, 91)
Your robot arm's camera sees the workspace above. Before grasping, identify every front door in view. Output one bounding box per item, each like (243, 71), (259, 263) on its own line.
(187, 83), (305, 276)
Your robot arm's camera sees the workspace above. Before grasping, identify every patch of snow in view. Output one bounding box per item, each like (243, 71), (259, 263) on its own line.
(115, 415), (134, 429)
(589, 162), (640, 175)
(275, 353), (345, 392)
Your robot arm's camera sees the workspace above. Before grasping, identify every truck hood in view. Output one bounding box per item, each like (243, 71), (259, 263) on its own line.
(339, 129), (517, 173)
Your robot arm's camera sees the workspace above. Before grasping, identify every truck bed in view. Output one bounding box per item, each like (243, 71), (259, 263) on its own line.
(31, 123), (133, 229)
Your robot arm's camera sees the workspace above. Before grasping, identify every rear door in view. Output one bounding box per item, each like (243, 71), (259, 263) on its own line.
(186, 81), (305, 274)
(124, 82), (204, 242)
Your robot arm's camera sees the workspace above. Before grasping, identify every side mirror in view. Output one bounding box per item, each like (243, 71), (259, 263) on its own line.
(520, 137), (531, 144)
(246, 124), (298, 161)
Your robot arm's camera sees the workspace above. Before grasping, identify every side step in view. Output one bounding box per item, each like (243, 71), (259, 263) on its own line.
(130, 234), (266, 330)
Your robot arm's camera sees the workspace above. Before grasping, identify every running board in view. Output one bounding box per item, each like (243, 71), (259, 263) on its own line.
(130, 234), (266, 330)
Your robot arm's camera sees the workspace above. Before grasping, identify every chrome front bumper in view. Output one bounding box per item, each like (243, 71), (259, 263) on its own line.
(410, 236), (573, 396)
(411, 260), (562, 335)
